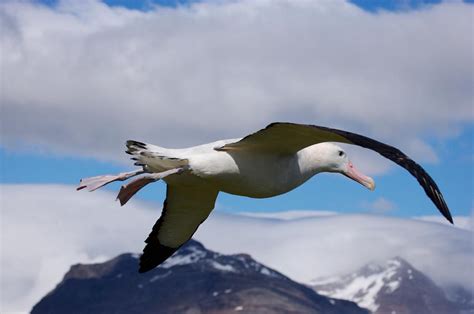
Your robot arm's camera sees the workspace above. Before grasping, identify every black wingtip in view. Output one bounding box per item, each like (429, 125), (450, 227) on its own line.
(138, 260), (160, 273)
(138, 241), (178, 273)
(444, 210), (454, 225)
(138, 264), (149, 273)
(432, 189), (454, 224)
(438, 207), (454, 224)
(440, 202), (454, 224)
(431, 195), (454, 225)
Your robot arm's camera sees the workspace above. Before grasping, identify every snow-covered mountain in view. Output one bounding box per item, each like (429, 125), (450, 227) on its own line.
(32, 240), (368, 314)
(311, 257), (466, 314)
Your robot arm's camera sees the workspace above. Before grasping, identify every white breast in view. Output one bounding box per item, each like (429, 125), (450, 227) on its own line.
(189, 150), (312, 198)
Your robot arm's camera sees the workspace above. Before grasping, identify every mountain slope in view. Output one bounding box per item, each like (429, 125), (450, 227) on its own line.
(311, 257), (460, 314)
(444, 285), (474, 314)
(32, 240), (368, 314)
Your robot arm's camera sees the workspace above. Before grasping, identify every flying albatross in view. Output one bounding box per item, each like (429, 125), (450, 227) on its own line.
(77, 122), (453, 273)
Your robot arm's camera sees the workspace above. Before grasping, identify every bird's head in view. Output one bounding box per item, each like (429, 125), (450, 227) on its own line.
(312, 143), (375, 191)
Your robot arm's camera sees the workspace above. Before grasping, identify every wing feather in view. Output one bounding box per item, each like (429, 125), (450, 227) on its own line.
(216, 122), (351, 153)
(139, 184), (218, 273)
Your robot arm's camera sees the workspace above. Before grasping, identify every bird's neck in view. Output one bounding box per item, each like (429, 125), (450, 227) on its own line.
(297, 145), (333, 177)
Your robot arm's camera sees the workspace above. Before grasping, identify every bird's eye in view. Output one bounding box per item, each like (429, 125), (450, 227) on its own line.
(338, 151), (344, 157)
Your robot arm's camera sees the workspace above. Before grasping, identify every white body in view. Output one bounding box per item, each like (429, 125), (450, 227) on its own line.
(153, 139), (334, 198)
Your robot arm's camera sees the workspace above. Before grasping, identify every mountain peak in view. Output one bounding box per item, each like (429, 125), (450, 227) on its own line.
(356, 256), (412, 280)
(386, 256), (411, 268)
(311, 257), (459, 314)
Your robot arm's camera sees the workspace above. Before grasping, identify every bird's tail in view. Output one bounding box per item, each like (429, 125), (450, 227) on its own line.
(126, 140), (188, 172)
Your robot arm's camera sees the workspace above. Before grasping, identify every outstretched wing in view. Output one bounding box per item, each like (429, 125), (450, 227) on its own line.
(216, 122), (352, 153)
(217, 122), (453, 224)
(139, 184), (218, 273)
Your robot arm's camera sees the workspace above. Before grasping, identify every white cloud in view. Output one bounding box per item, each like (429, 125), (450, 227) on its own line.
(1, 184), (472, 312)
(239, 209), (338, 220)
(1, 0), (472, 173)
(361, 196), (397, 214)
(416, 211), (473, 231)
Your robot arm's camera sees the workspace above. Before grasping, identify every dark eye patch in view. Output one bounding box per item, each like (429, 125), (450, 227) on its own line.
(338, 151), (344, 157)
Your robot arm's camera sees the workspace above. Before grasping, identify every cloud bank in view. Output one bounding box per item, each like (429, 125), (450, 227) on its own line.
(1, 0), (472, 174)
(198, 211), (474, 288)
(1, 184), (472, 313)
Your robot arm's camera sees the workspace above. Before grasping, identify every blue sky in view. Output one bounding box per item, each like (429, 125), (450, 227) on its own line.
(2, 0), (473, 220)
(35, 0), (474, 11)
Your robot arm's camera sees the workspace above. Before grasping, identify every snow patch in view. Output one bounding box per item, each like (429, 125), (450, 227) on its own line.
(160, 246), (206, 269)
(209, 261), (237, 272)
(149, 271), (172, 282)
(323, 272), (385, 311)
(386, 280), (400, 293)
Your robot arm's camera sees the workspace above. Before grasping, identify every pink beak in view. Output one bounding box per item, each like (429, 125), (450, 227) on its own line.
(344, 161), (375, 191)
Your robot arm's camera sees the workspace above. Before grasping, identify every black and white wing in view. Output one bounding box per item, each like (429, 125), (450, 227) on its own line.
(217, 122), (453, 223)
(139, 184), (218, 273)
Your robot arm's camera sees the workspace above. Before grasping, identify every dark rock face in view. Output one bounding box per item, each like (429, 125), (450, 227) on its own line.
(32, 240), (368, 314)
(444, 285), (474, 314)
(312, 257), (461, 314)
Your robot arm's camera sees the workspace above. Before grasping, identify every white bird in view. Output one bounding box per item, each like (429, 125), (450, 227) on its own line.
(77, 122), (453, 273)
